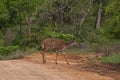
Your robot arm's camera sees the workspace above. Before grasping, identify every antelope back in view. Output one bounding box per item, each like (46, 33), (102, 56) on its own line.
(41, 38), (66, 50)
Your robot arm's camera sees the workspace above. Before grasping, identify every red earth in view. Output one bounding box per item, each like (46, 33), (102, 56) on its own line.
(23, 52), (120, 80)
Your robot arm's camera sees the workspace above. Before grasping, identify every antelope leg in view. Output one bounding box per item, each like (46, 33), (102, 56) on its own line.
(42, 51), (46, 63)
(63, 51), (70, 65)
(55, 52), (59, 64)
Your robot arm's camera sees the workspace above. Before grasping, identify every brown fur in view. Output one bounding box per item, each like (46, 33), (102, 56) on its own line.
(41, 38), (79, 65)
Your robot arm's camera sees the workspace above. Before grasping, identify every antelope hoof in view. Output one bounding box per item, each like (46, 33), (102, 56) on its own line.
(55, 62), (57, 64)
(42, 60), (46, 64)
(67, 62), (70, 65)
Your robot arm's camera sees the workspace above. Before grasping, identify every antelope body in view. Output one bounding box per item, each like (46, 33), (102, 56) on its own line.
(41, 38), (79, 65)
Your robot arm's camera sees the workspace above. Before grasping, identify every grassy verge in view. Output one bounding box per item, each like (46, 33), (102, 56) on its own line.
(65, 48), (93, 55)
(0, 48), (38, 60)
(101, 54), (120, 64)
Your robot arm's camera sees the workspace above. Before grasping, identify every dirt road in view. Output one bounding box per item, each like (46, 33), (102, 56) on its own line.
(0, 60), (72, 80)
(0, 53), (119, 80)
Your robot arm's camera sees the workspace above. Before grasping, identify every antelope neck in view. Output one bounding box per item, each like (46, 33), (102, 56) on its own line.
(60, 41), (74, 51)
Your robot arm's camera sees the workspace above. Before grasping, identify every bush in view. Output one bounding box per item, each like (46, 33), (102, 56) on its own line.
(0, 31), (4, 46)
(48, 32), (74, 42)
(0, 46), (19, 56)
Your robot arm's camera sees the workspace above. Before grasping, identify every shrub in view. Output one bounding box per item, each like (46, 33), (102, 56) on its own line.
(48, 32), (74, 42)
(0, 46), (19, 56)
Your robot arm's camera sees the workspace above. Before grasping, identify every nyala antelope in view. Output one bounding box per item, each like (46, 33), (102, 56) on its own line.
(41, 38), (79, 65)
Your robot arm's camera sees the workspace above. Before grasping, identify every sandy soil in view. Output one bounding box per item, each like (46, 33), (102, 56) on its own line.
(0, 60), (73, 80)
(23, 52), (120, 80)
(0, 52), (119, 80)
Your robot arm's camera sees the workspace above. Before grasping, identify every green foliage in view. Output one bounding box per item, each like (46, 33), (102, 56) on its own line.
(48, 32), (74, 42)
(0, 0), (120, 56)
(19, 0), (39, 15)
(103, 0), (120, 40)
(0, 55), (4, 60)
(0, 32), (3, 46)
(0, 0), (8, 19)
(11, 34), (35, 48)
(0, 39), (3, 46)
(11, 34), (25, 47)
(0, 46), (19, 56)
(101, 54), (120, 64)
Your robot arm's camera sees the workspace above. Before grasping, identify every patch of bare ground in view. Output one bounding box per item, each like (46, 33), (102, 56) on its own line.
(23, 52), (120, 80)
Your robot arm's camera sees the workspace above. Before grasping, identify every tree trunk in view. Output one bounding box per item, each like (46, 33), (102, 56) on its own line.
(95, 0), (103, 29)
(19, 16), (23, 34)
(71, 12), (76, 35)
(90, 0), (93, 9)
(72, 16), (75, 35)
(26, 16), (31, 38)
(52, 15), (57, 32)
(19, 22), (22, 34)
(78, 0), (93, 35)
(60, 11), (64, 24)
(78, 9), (89, 36)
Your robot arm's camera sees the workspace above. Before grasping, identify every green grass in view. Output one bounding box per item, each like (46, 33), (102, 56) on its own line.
(65, 48), (92, 55)
(0, 48), (38, 60)
(101, 54), (120, 64)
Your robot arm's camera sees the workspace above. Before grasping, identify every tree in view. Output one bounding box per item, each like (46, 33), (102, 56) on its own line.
(103, 0), (120, 40)
(95, 0), (103, 29)
(19, 0), (39, 37)
(0, 0), (8, 32)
